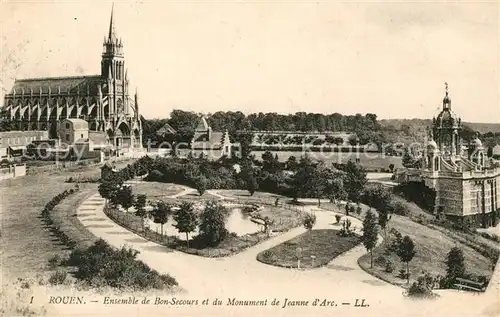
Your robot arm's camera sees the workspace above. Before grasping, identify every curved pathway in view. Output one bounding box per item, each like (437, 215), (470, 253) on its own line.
(76, 187), (499, 316)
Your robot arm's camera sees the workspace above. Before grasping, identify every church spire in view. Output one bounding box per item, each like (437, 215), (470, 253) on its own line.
(108, 3), (117, 43)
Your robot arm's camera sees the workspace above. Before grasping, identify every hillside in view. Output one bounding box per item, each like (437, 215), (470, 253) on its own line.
(380, 119), (500, 134)
(379, 119), (500, 145)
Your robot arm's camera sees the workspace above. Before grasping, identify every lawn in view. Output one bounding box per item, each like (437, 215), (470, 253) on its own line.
(50, 183), (100, 249)
(129, 182), (185, 199)
(0, 161), (128, 278)
(358, 214), (494, 288)
(257, 229), (361, 269)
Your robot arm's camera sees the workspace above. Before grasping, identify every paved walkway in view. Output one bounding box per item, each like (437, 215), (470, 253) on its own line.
(76, 188), (499, 316)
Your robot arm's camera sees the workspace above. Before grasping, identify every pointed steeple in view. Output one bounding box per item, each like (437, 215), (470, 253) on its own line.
(108, 3), (117, 43)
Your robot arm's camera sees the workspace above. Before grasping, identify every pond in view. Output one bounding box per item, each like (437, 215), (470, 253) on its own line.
(143, 206), (262, 240)
(226, 207), (261, 236)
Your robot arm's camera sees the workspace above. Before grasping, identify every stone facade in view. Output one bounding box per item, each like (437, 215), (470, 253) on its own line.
(2, 5), (142, 150)
(418, 84), (500, 228)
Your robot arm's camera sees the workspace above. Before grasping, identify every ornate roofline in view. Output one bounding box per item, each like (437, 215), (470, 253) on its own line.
(14, 75), (102, 82)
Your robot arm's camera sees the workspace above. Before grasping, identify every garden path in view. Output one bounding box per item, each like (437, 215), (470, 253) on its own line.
(75, 188), (499, 316)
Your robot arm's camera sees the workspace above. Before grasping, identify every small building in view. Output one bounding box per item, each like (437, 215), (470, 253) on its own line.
(190, 116), (237, 159)
(0, 130), (49, 159)
(58, 118), (89, 145)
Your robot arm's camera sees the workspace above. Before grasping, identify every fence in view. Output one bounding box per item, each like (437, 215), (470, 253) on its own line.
(103, 203), (171, 246)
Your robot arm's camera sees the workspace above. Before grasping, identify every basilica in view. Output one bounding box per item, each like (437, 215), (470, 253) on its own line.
(419, 84), (500, 227)
(2, 6), (142, 150)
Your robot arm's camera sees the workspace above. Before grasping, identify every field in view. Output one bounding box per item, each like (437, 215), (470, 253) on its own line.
(257, 229), (361, 269)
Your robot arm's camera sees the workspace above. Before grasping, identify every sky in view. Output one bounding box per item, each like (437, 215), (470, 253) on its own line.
(1, 0), (499, 122)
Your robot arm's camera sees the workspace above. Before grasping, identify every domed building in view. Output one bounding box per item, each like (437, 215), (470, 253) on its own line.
(419, 83), (500, 228)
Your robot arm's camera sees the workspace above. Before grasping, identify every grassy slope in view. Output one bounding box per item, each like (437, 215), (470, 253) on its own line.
(358, 214), (494, 287)
(0, 160), (134, 278)
(257, 229), (361, 269)
(320, 200), (494, 287)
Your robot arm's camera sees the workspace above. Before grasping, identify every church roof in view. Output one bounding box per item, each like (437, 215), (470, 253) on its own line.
(191, 131), (225, 149)
(8, 75), (103, 95)
(156, 122), (177, 136)
(195, 117), (210, 132)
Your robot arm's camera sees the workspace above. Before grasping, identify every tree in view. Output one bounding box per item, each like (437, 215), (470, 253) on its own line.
(134, 194), (147, 231)
(246, 174), (259, 196)
(98, 175), (123, 203)
(378, 208), (390, 238)
(262, 151), (280, 173)
(362, 210), (378, 268)
(286, 156), (298, 171)
(397, 235), (417, 284)
(325, 175), (347, 203)
(115, 185), (135, 213)
(388, 163), (395, 172)
(290, 154), (315, 201)
(198, 201), (228, 247)
(343, 160), (367, 202)
(173, 201), (198, 248)
(445, 247), (466, 280)
(151, 201), (172, 239)
(402, 150), (418, 168)
(194, 175), (208, 196)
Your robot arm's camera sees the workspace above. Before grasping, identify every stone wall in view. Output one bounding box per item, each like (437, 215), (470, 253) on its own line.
(0, 164), (27, 181)
(436, 177), (463, 216)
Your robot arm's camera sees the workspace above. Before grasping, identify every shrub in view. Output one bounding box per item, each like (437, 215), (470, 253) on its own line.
(407, 273), (438, 299)
(48, 254), (61, 268)
(385, 259), (395, 273)
(388, 199), (409, 216)
(374, 255), (387, 267)
(262, 250), (275, 260)
(398, 268), (410, 280)
(48, 270), (67, 285)
(148, 170), (164, 181)
(303, 213), (316, 230)
(335, 214), (342, 223)
(445, 247), (466, 279)
(63, 239), (177, 290)
(338, 218), (356, 237)
(356, 204), (362, 215)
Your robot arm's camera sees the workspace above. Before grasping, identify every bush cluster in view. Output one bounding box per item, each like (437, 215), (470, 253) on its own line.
(40, 186), (80, 249)
(65, 176), (101, 183)
(63, 239), (177, 290)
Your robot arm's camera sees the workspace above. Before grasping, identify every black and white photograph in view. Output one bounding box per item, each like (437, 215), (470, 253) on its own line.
(0, 1), (499, 316)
